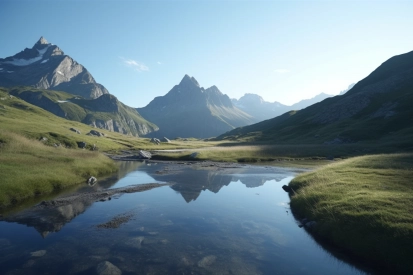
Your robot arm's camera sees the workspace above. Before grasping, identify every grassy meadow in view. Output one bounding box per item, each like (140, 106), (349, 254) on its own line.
(152, 142), (405, 163)
(0, 131), (117, 209)
(1, 86), (413, 273)
(288, 153), (413, 274)
(0, 88), (223, 209)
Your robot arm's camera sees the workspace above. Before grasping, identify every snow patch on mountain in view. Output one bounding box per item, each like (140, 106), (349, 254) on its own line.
(4, 56), (43, 66)
(37, 46), (50, 55)
(2, 45), (51, 67)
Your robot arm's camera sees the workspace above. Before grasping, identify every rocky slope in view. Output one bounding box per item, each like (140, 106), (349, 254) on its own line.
(0, 37), (108, 99)
(9, 87), (158, 136)
(0, 37), (158, 136)
(218, 50), (413, 146)
(137, 75), (254, 138)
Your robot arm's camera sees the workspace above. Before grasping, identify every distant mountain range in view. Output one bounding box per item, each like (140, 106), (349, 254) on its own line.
(218, 50), (413, 146)
(137, 75), (254, 138)
(0, 37), (157, 136)
(3, 37), (410, 143)
(232, 92), (333, 122)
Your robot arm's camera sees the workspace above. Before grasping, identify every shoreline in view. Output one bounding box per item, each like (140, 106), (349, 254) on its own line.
(288, 153), (413, 274)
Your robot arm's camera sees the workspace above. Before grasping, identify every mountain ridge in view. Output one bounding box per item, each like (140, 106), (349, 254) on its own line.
(218, 50), (413, 146)
(0, 37), (108, 99)
(231, 92), (334, 122)
(8, 86), (158, 136)
(137, 75), (254, 138)
(0, 37), (158, 136)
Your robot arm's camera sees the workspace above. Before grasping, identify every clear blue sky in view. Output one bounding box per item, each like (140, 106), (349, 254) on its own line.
(1, 0), (412, 107)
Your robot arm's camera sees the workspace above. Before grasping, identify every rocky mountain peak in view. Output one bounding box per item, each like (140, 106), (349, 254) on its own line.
(239, 93), (265, 105)
(33, 37), (51, 51)
(205, 85), (222, 95)
(0, 37), (108, 99)
(205, 85), (233, 108)
(179, 74), (200, 88)
(36, 36), (49, 46)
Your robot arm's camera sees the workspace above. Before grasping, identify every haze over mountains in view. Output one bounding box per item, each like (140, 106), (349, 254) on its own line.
(1, 37), (411, 143)
(218, 50), (413, 146)
(137, 75), (254, 138)
(232, 92), (334, 122)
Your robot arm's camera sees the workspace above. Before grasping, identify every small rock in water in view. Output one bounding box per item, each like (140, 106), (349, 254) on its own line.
(96, 261), (122, 275)
(30, 250), (46, 257)
(197, 255), (216, 268)
(128, 236), (145, 248)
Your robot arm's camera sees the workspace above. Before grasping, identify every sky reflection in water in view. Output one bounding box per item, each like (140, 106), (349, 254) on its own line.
(0, 162), (365, 275)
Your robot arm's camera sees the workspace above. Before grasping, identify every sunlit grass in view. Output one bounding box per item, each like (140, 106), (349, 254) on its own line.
(152, 142), (397, 163)
(0, 131), (117, 209)
(289, 153), (413, 273)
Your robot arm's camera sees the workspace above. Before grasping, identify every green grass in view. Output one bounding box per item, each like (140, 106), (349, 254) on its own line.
(152, 142), (405, 163)
(0, 87), (223, 209)
(289, 153), (413, 274)
(0, 131), (117, 209)
(0, 87), (219, 152)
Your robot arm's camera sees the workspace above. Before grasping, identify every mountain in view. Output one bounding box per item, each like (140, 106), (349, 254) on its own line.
(0, 37), (158, 136)
(289, 92), (332, 110)
(218, 51), (413, 146)
(231, 94), (288, 122)
(0, 37), (108, 99)
(137, 75), (254, 138)
(232, 92), (333, 122)
(8, 86), (158, 136)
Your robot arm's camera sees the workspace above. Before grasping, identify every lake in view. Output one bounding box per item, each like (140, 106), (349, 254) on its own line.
(0, 161), (367, 274)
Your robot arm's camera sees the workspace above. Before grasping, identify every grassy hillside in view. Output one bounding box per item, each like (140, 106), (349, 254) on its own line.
(0, 130), (117, 209)
(0, 87), (218, 151)
(8, 86), (159, 136)
(0, 87), (223, 209)
(288, 153), (413, 274)
(217, 51), (413, 150)
(218, 88), (413, 147)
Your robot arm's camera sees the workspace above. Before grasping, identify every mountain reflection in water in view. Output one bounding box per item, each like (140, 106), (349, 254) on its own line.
(0, 161), (147, 237)
(0, 162), (294, 237)
(0, 161), (367, 275)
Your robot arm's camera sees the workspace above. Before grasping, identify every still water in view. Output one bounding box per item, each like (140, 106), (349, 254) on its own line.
(0, 161), (365, 275)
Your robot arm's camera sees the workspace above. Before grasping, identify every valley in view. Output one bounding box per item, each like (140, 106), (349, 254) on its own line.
(1, 34), (412, 274)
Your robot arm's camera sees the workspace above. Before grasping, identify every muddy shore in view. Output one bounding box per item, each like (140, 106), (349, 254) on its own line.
(36, 183), (171, 210)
